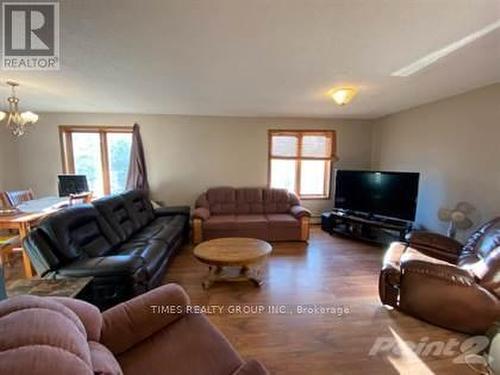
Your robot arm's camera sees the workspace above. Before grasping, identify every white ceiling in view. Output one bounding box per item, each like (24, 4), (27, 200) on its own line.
(2, 0), (500, 119)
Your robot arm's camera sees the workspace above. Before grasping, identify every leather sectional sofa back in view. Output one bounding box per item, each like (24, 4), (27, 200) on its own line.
(38, 204), (121, 260)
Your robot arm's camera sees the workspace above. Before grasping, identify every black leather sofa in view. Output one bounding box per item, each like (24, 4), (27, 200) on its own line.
(24, 190), (190, 309)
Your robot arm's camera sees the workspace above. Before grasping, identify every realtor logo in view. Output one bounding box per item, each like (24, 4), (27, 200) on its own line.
(2, 2), (60, 70)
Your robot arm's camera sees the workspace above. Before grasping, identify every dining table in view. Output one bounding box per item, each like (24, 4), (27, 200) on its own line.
(0, 197), (69, 278)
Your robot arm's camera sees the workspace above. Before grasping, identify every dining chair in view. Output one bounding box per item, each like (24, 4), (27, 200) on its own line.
(4, 189), (34, 207)
(0, 195), (21, 268)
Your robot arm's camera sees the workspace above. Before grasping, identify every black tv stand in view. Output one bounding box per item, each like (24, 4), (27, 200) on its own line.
(321, 209), (413, 245)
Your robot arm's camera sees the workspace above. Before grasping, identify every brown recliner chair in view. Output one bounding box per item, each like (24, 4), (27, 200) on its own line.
(0, 284), (268, 374)
(379, 217), (500, 334)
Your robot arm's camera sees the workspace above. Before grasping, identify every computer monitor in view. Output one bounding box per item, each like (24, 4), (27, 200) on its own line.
(58, 175), (89, 197)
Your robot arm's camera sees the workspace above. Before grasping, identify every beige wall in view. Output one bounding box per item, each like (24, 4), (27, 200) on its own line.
(3, 83), (498, 230)
(8, 114), (373, 216)
(372, 83), (500, 236)
(0, 132), (20, 191)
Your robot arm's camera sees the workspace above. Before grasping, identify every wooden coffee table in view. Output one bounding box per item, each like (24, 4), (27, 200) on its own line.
(194, 237), (272, 289)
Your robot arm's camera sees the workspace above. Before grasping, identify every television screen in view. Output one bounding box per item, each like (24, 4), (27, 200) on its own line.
(58, 175), (89, 197)
(334, 170), (419, 221)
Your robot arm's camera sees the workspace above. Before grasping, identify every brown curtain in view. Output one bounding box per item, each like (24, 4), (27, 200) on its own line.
(126, 123), (149, 192)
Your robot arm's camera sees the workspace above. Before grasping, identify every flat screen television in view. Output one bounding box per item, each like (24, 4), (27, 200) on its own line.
(58, 175), (89, 197)
(334, 170), (420, 221)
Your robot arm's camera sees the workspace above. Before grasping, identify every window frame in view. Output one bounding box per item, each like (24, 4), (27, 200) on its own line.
(59, 125), (133, 196)
(267, 129), (337, 200)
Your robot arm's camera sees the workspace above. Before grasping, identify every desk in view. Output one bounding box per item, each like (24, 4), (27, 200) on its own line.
(0, 209), (59, 278)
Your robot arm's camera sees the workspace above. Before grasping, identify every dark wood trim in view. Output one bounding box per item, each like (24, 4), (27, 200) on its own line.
(66, 132), (75, 174)
(267, 131), (272, 189)
(100, 131), (111, 195)
(58, 127), (68, 173)
(269, 156), (333, 160)
(59, 125), (133, 133)
(296, 133), (302, 196)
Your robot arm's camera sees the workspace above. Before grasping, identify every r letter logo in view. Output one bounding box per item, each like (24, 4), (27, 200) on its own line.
(2, 2), (60, 70)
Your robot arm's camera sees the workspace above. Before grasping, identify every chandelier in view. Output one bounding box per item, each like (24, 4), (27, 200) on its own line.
(0, 81), (39, 137)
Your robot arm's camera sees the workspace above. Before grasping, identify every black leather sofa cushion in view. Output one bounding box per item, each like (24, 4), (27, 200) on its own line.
(57, 255), (146, 278)
(154, 206), (191, 217)
(118, 241), (170, 278)
(93, 195), (140, 241)
(131, 216), (185, 245)
(38, 205), (121, 261)
(122, 190), (155, 228)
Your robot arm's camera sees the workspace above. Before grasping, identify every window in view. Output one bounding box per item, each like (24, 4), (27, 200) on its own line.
(268, 130), (336, 199)
(59, 126), (133, 196)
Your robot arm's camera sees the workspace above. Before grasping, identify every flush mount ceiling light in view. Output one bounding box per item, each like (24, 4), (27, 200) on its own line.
(330, 88), (357, 106)
(392, 18), (500, 77)
(0, 81), (39, 137)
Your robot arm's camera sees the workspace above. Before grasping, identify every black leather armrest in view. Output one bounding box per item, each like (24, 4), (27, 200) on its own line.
(155, 206), (191, 217)
(57, 255), (145, 278)
(23, 228), (61, 277)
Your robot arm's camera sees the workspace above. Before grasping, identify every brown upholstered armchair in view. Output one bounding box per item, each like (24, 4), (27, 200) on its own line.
(379, 218), (500, 334)
(0, 284), (268, 374)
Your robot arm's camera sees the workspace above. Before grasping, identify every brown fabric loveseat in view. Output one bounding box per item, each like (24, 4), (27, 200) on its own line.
(193, 187), (311, 243)
(0, 284), (268, 375)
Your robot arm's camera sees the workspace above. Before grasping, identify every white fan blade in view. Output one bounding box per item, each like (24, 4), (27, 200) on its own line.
(438, 208), (452, 222)
(456, 217), (474, 230)
(456, 201), (475, 215)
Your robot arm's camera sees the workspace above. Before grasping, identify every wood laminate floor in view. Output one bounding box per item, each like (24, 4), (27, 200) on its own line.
(164, 226), (476, 375)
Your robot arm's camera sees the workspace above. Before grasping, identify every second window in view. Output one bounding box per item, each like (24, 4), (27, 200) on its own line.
(268, 130), (336, 199)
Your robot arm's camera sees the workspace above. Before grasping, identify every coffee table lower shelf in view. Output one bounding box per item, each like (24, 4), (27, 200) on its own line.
(203, 264), (264, 289)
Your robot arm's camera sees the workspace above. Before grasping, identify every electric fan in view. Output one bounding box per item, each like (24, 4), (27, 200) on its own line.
(438, 202), (476, 239)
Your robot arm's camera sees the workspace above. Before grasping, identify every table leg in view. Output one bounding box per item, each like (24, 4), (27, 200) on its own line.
(242, 265), (264, 287)
(203, 265), (222, 289)
(18, 222), (34, 278)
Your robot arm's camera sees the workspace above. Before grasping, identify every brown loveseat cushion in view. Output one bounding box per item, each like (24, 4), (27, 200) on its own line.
(205, 215), (237, 230)
(263, 189), (293, 213)
(235, 214), (267, 225)
(207, 187), (236, 214)
(236, 188), (264, 214)
(266, 214), (300, 227)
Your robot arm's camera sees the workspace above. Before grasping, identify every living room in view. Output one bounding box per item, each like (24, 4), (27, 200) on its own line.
(0, 1), (498, 374)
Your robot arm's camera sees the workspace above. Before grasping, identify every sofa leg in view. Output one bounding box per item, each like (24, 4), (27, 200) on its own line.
(193, 218), (203, 244)
(300, 217), (310, 242)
